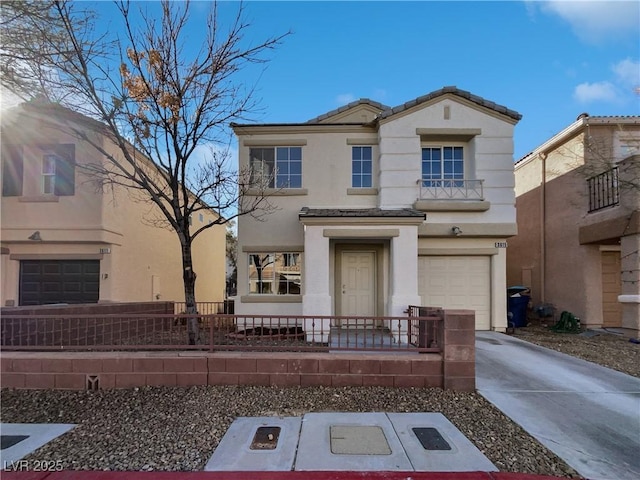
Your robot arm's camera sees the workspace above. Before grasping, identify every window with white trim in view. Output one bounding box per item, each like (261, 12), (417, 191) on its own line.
(351, 146), (372, 188)
(250, 147), (302, 188)
(42, 154), (57, 194)
(248, 252), (302, 295)
(421, 146), (464, 187)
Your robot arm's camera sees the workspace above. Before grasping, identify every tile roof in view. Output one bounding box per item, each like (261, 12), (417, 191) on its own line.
(306, 99), (390, 124)
(377, 86), (522, 122)
(299, 207), (426, 218)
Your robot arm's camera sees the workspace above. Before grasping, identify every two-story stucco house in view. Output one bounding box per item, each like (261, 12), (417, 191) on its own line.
(1, 101), (226, 307)
(232, 86), (522, 341)
(507, 114), (640, 338)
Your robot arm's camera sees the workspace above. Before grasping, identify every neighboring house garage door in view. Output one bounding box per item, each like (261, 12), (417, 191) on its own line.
(418, 256), (491, 330)
(19, 260), (100, 305)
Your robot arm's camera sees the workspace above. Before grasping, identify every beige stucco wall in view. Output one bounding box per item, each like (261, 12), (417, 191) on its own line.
(234, 97), (519, 330)
(235, 126), (381, 308)
(1, 107), (226, 306)
(378, 96), (518, 230)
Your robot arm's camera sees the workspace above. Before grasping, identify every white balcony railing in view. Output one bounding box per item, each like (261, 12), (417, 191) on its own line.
(418, 179), (484, 200)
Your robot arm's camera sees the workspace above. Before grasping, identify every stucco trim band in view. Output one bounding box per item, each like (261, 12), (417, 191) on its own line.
(234, 125), (377, 135)
(246, 188), (308, 196)
(323, 228), (400, 238)
(242, 139), (307, 146)
(414, 200), (490, 212)
(18, 196), (60, 203)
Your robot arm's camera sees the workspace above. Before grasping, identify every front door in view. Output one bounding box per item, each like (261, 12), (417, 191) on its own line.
(339, 251), (376, 327)
(601, 251), (622, 327)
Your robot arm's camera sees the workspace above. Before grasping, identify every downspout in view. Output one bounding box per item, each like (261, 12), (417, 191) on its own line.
(540, 151), (547, 303)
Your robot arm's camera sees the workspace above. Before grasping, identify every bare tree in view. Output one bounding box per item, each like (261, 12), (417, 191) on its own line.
(0, 0), (95, 102)
(4, 0), (287, 343)
(225, 222), (237, 296)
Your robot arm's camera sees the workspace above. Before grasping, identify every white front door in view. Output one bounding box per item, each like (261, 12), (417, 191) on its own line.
(340, 251), (376, 326)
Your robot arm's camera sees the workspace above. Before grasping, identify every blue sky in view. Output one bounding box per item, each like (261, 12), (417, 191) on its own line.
(227, 0), (640, 160)
(59, 1), (640, 159)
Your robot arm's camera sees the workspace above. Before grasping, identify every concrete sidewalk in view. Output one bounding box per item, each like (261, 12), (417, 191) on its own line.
(476, 331), (640, 480)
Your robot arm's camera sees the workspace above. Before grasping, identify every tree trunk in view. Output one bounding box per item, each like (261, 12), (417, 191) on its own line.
(181, 241), (199, 345)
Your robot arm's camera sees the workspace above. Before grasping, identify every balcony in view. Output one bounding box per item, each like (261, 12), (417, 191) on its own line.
(414, 179), (490, 212)
(579, 157), (640, 245)
(587, 167), (619, 213)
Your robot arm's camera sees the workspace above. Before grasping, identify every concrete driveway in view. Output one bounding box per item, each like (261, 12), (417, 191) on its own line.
(476, 331), (640, 480)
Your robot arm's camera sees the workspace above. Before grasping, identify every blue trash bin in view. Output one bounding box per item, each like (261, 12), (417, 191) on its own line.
(507, 286), (530, 328)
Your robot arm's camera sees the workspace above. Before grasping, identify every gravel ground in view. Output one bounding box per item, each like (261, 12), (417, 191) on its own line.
(512, 323), (640, 378)
(1, 385), (580, 477)
(6, 324), (638, 477)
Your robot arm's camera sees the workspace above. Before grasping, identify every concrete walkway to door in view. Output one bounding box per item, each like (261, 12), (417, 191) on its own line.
(476, 331), (640, 480)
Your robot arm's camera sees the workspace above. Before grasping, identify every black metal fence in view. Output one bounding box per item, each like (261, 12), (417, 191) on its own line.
(1, 312), (442, 353)
(588, 166), (619, 213)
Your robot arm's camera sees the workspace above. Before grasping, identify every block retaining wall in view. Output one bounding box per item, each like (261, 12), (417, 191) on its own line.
(0, 312), (475, 391)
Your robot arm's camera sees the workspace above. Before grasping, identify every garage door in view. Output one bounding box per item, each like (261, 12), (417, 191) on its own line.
(20, 260), (100, 305)
(418, 256), (491, 330)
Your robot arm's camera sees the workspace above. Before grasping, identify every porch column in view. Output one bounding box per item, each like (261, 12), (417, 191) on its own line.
(389, 225), (421, 344)
(302, 225), (331, 342)
(620, 232), (640, 339)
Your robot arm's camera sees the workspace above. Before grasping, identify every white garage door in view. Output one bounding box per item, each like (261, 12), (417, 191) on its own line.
(418, 256), (491, 330)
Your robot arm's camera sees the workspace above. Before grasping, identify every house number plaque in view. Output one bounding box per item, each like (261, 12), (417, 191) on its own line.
(495, 242), (508, 248)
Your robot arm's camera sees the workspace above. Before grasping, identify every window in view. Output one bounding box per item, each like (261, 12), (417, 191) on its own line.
(42, 154), (57, 194)
(2, 143), (75, 197)
(250, 147), (302, 188)
(248, 252), (302, 295)
(422, 146), (464, 187)
(352, 146), (372, 188)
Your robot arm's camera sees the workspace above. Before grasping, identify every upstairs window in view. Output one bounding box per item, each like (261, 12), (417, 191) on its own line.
(352, 146), (372, 188)
(2, 144), (75, 197)
(250, 147), (302, 188)
(422, 146), (464, 187)
(42, 154), (57, 194)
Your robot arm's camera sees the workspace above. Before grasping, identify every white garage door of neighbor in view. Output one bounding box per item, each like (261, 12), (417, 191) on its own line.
(418, 256), (491, 330)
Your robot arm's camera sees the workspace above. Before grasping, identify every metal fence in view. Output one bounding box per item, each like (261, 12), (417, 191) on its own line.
(407, 305), (444, 349)
(172, 301), (232, 315)
(0, 312), (442, 353)
(587, 166), (619, 213)
(419, 178), (484, 200)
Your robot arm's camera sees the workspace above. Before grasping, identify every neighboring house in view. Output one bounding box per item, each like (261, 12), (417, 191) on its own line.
(507, 114), (640, 337)
(232, 86), (522, 341)
(0, 101), (226, 306)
